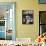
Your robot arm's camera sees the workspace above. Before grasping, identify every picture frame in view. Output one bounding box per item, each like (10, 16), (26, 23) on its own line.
(22, 10), (33, 24)
(39, 0), (46, 4)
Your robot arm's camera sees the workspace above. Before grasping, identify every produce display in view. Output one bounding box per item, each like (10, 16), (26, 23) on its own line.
(35, 32), (46, 42)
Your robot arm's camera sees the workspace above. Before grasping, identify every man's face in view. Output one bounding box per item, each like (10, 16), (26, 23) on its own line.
(26, 15), (30, 20)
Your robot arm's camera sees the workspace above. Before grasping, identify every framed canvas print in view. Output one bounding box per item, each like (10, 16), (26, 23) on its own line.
(22, 10), (33, 24)
(39, 0), (46, 4)
(0, 2), (16, 40)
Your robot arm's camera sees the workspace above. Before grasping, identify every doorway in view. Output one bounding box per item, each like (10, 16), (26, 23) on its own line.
(39, 11), (46, 35)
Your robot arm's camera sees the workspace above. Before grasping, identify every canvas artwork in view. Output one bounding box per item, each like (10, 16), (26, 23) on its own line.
(22, 10), (33, 24)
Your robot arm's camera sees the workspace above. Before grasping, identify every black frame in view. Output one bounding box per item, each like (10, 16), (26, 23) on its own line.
(39, 11), (46, 35)
(22, 10), (33, 24)
(39, 0), (46, 4)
